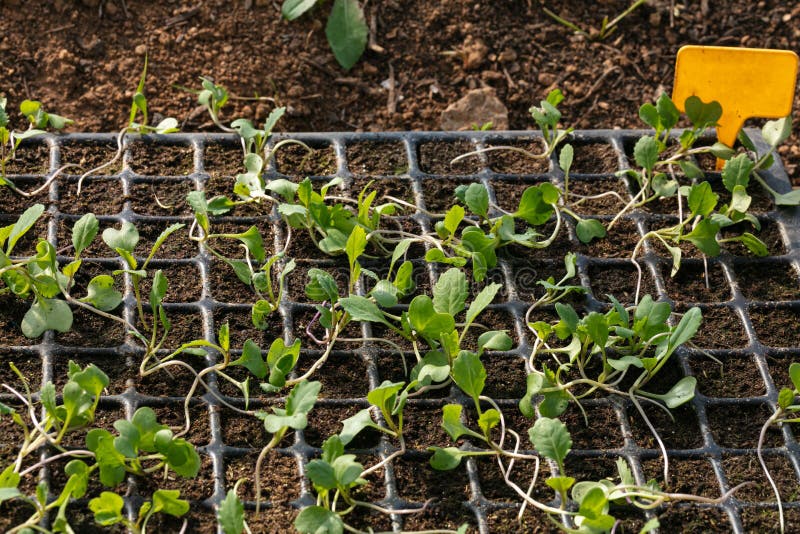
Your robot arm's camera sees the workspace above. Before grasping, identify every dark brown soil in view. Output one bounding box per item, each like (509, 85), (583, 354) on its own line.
(274, 143), (336, 177)
(655, 505), (732, 533)
(722, 219), (787, 257)
(135, 453), (215, 500)
(642, 456), (719, 497)
(706, 402), (784, 449)
(220, 404), (294, 449)
(52, 353), (131, 395)
(418, 140), (481, 175)
(421, 177), (478, 213)
(393, 455), (470, 503)
(482, 355), (527, 400)
(569, 177), (630, 215)
(722, 453), (799, 503)
(135, 357), (208, 399)
(562, 403), (624, 450)
(56, 178), (125, 215)
(138, 262), (203, 303)
(0, 350), (43, 388)
(588, 262), (656, 304)
(680, 305), (749, 350)
(350, 175), (415, 204)
(55, 307), (125, 347)
(0, 178), (49, 214)
(304, 404), (381, 449)
(403, 402), (457, 450)
(225, 451), (300, 503)
(0, 295), (37, 346)
(578, 217), (640, 258)
(740, 506), (800, 533)
(4, 143), (49, 175)
(564, 142), (619, 174)
(207, 259), (259, 303)
(132, 219), (196, 259)
(690, 355), (766, 398)
(60, 141), (121, 171)
(737, 261), (800, 302)
(213, 306), (283, 348)
(128, 142), (194, 176)
(130, 179), (196, 216)
(487, 139), (549, 175)
(662, 260), (732, 304)
(346, 141), (408, 176)
(750, 306), (800, 348)
(294, 352), (369, 399)
(629, 403), (703, 450)
(203, 143), (242, 177)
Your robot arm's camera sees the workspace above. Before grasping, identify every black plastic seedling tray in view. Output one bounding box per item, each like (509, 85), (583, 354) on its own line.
(1, 130), (799, 533)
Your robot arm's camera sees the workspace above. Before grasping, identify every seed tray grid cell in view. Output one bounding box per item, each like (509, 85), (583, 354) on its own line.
(1, 130), (799, 533)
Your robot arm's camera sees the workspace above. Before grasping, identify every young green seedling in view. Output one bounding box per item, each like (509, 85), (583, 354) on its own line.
(188, 190), (294, 328)
(253, 380), (321, 513)
(0, 96), (75, 197)
(757, 362), (800, 533)
(217, 479), (248, 534)
(452, 88), (572, 168)
(281, 0), (368, 70)
(543, 0), (647, 41)
(76, 55), (179, 194)
(90, 489), (189, 534)
(525, 295), (701, 480)
(0, 206), (124, 339)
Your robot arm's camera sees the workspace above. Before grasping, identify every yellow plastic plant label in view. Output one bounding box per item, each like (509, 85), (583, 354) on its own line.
(673, 45), (798, 153)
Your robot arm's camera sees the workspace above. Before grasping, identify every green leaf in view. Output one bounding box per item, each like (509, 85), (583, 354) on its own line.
(410, 350), (451, 385)
(678, 160), (705, 180)
(265, 380), (321, 433)
(235, 226), (266, 264)
(762, 116), (792, 147)
(218, 489), (245, 534)
(231, 339), (267, 379)
(295, 505), (343, 534)
(339, 409), (381, 446)
(779, 388), (795, 410)
(425, 248), (468, 267)
(683, 218), (720, 257)
(465, 283), (501, 327)
(477, 409), (500, 435)
(464, 183), (489, 218)
(22, 297), (73, 338)
(429, 447), (469, 470)
(326, 0), (368, 70)
(477, 330), (512, 352)
(559, 144), (574, 173)
(89, 492), (125, 526)
(575, 218), (606, 243)
(102, 222), (139, 253)
(345, 224), (367, 267)
(151, 489), (190, 517)
(443, 205), (465, 237)
(441, 404), (472, 441)
(515, 185), (555, 225)
(529, 417), (572, 469)
(655, 93), (680, 130)
(638, 103), (659, 129)
(789, 362), (800, 392)
(306, 459), (337, 491)
(452, 351), (486, 402)
(433, 268), (468, 316)
(655, 376), (697, 408)
(633, 136), (658, 172)
(546, 475), (576, 494)
(154, 430), (201, 478)
(339, 295), (389, 326)
(722, 154), (754, 193)
(684, 96), (722, 128)
(687, 181), (718, 218)
(7, 203), (44, 255)
(72, 213), (99, 256)
(81, 275), (122, 311)
(408, 295), (455, 339)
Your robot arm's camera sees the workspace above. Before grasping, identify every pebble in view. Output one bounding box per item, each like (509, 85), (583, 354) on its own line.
(134, 44), (147, 55)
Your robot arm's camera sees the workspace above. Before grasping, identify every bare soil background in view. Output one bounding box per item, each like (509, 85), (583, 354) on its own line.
(1, 0), (799, 182)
